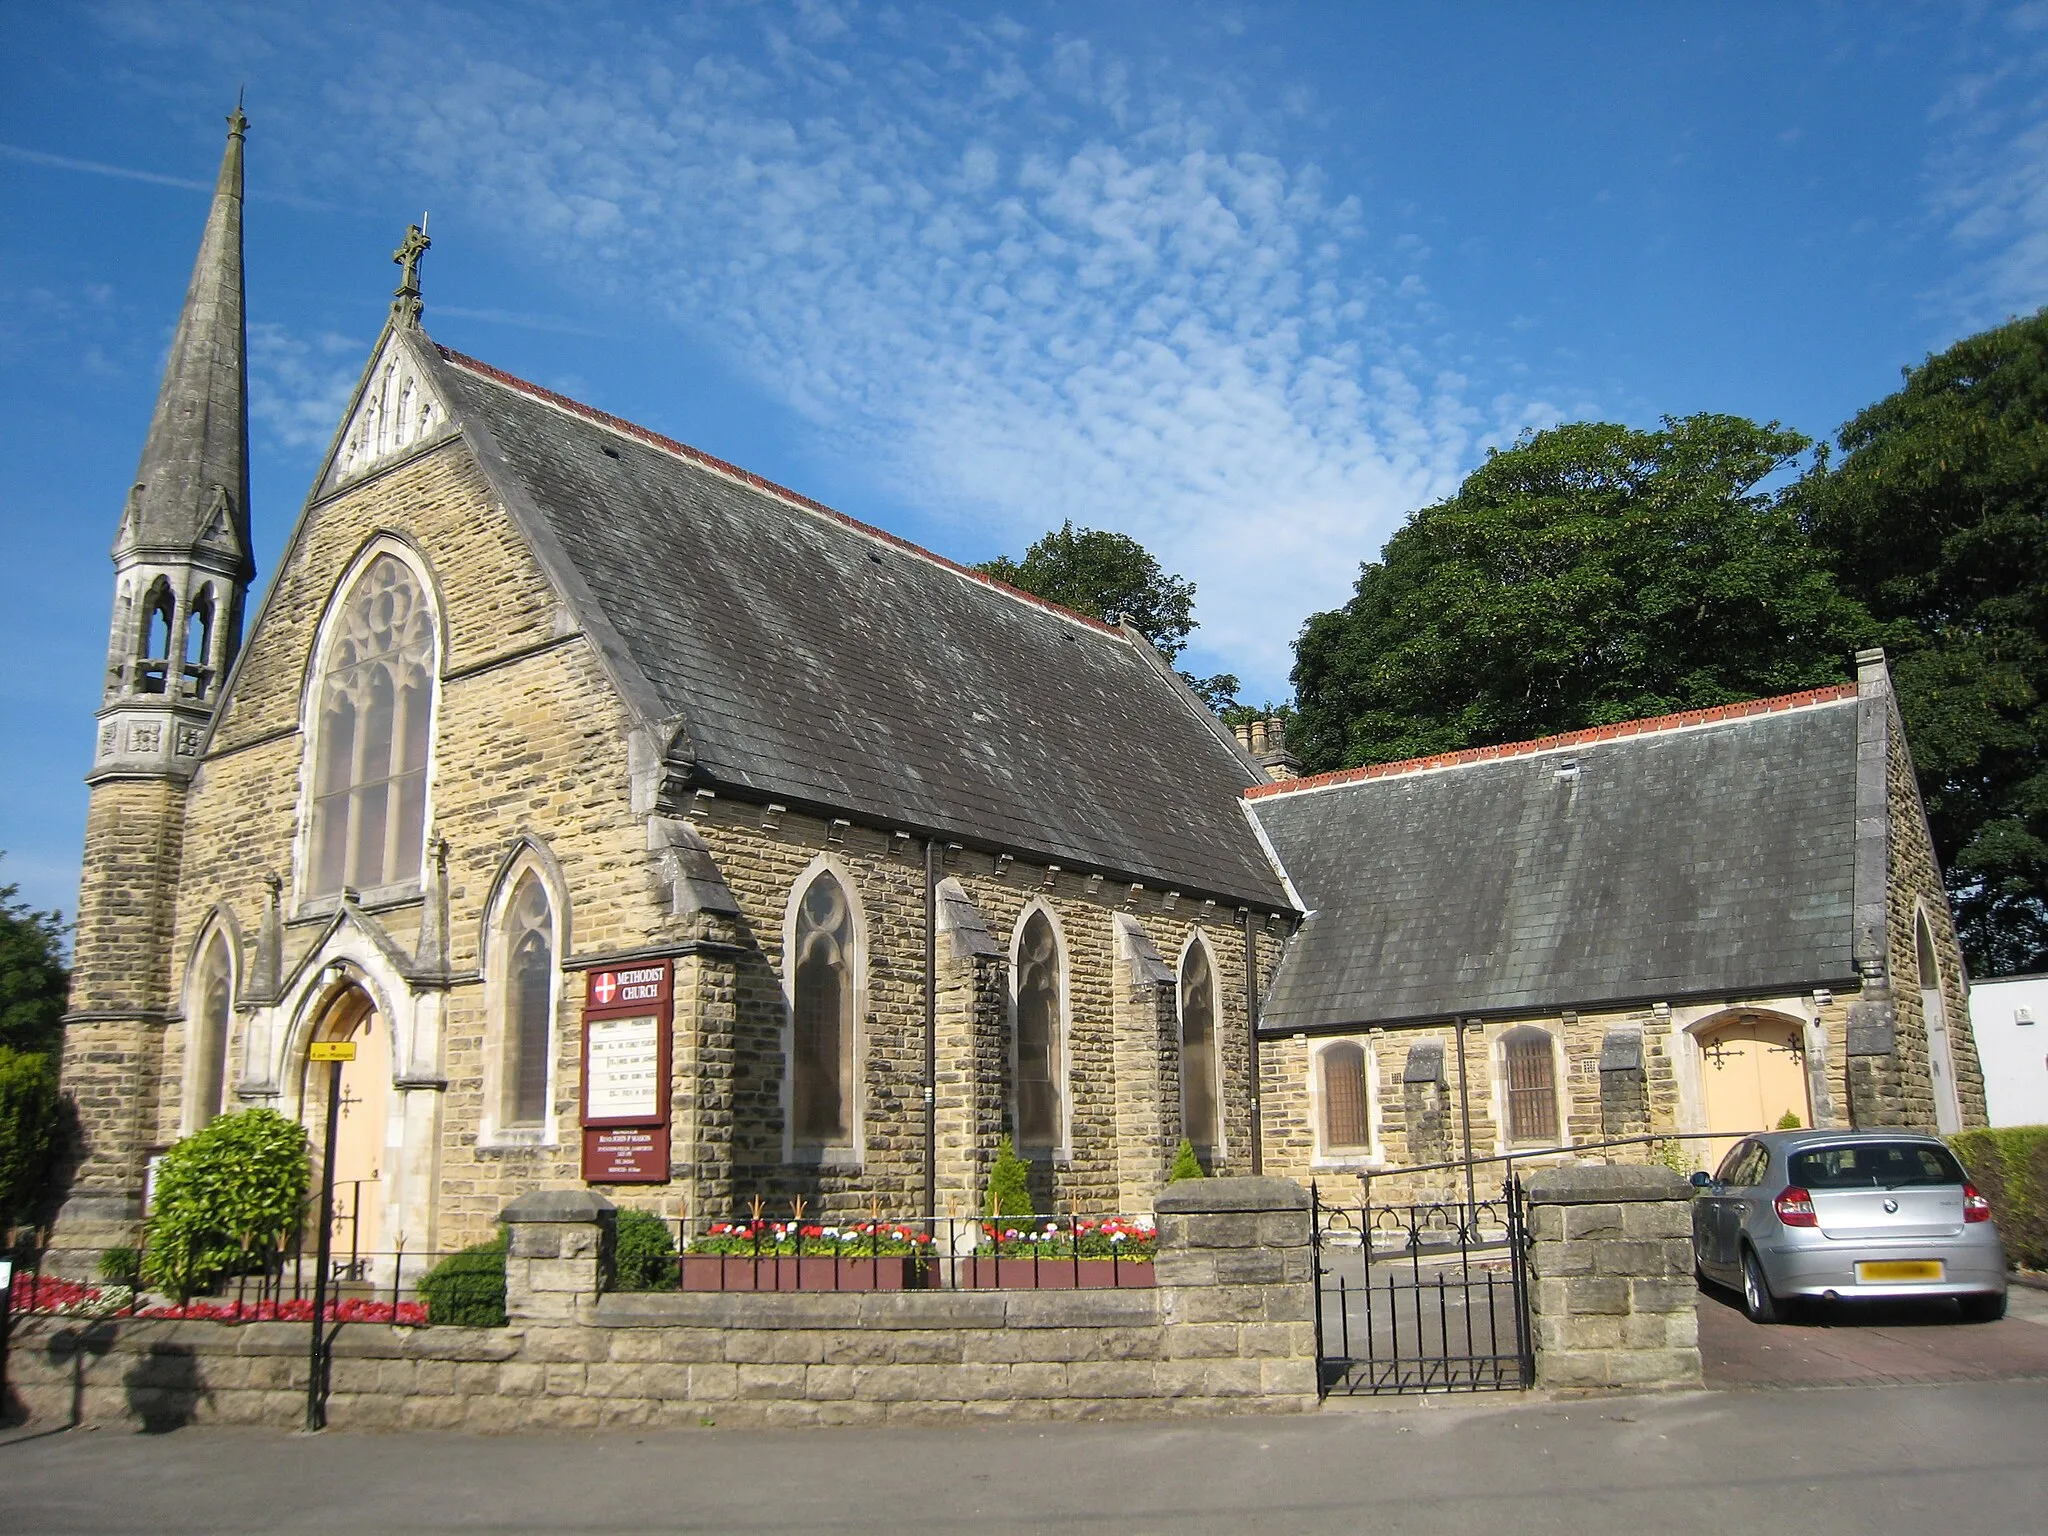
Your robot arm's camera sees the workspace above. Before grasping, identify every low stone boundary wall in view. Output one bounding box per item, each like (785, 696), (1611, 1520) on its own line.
(1525, 1165), (1701, 1391)
(3, 1178), (1317, 1430)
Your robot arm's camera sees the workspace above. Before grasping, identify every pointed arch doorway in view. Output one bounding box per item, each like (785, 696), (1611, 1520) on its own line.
(300, 978), (393, 1266)
(1695, 1010), (1812, 1173)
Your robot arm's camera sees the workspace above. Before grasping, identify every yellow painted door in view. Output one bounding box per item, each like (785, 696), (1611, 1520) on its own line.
(324, 1008), (391, 1264)
(1699, 1016), (1812, 1174)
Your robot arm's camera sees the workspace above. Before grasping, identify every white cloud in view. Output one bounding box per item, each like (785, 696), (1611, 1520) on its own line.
(99, 2), (1546, 695)
(1927, 14), (2048, 328)
(249, 322), (361, 452)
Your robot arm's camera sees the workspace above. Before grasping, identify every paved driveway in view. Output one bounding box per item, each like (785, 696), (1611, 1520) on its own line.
(1698, 1276), (2048, 1387)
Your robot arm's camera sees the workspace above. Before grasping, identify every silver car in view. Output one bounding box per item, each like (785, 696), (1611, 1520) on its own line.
(1690, 1129), (2008, 1323)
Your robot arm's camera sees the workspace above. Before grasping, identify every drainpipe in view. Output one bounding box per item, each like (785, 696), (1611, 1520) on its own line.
(1243, 910), (1263, 1175)
(924, 838), (939, 1232)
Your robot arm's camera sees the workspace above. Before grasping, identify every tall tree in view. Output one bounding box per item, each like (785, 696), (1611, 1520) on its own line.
(0, 859), (69, 1059)
(978, 521), (1240, 709)
(1292, 415), (1877, 772)
(1796, 311), (2048, 975)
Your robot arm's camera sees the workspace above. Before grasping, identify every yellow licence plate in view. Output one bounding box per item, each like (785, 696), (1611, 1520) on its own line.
(1857, 1260), (1944, 1283)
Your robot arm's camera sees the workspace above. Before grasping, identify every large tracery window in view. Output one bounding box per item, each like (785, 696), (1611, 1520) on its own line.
(501, 873), (556, 1128)
(189, 935), (233, 1128)
(1319, 1041), (1369, 1154)
(1502, 1027), (1560, 1146)
(308, 553), (436, 897)
(1179, 940), (1220, 1153)
(790, 870), (857, 1152)
(1013, 910), (1065, 1152)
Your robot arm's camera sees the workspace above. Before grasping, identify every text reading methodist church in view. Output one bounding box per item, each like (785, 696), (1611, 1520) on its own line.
(51, 112), (1988, 1273)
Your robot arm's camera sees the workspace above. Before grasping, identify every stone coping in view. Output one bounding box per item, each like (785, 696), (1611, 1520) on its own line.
(502, 1190), (618, 1223)
(593, 1288), (1159, 1330)
(1154, 1176), (1310, 1214)
(1525, 1165), (1694, 1205)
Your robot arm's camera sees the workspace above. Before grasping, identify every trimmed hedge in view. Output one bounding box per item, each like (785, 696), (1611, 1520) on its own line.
(419, 1231), (508, 1326)
(613, 1208), (676, 1291)
(1949, 1126), (2048, 1271)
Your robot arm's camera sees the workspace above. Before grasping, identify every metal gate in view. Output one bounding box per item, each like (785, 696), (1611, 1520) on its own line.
(1312, 1177), (1533, 1395)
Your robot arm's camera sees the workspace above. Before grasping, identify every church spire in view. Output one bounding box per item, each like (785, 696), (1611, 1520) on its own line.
(93, 102), (255, 766)
(118, 100), (251, 570)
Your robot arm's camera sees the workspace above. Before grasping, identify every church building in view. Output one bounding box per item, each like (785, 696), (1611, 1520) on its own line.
(50, 112), (1986, 1273)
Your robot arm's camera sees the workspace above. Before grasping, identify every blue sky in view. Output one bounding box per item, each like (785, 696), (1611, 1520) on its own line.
(5, 1), (2048, 919)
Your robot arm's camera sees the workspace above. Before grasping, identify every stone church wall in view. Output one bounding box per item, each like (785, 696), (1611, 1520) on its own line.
(111, 427), (1287, 1259)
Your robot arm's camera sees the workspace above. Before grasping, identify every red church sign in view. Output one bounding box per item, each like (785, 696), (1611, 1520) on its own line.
(579, 960), (674, 1184)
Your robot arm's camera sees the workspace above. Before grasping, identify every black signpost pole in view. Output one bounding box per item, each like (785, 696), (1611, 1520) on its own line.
(305, 1053), (346, 1432)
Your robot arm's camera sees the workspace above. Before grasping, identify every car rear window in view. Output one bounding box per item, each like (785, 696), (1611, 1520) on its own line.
(1787, 1142), (1966, 1190)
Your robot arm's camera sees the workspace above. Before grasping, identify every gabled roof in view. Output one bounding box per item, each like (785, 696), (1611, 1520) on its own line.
(404, 340), (1289, 909)
(1247, 688), (1866, 1033)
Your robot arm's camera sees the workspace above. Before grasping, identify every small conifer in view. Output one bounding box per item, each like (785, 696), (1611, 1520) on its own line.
(1168, 1138), (1206, 1182)
(985, 1135), (1034, 1221)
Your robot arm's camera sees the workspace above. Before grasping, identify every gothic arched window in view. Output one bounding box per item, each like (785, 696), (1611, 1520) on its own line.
(1318, 1041), (1369, 1153)
(307, 552), (436, 896)
(189, 934), (233, 1128)
(790, 870), (857, 1151)
(1014, 910), (1064, 1152)
(140, 581), (174, 695)
(184, 585), (215, 696)
(1179, 939), (1220, 1153)
(1502, 1027), (1559, 1145)
(501, 873), (556, 1127)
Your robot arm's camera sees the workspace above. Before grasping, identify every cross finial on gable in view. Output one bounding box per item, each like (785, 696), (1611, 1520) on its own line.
(391, 214), (431, 328)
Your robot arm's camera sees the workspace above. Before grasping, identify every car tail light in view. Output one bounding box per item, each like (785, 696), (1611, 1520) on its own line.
(1964, 1183), (1992, 1223)
(1774, 1186), (1818, 1227)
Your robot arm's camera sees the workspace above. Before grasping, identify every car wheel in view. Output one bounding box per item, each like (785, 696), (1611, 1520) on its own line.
(1958, 1292), (2007, 1324)
(1740, 1247), (1782, 1324)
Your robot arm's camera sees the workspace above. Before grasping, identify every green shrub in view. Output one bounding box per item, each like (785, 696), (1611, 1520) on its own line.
(419, 1231), (508, 1326)
(1950, 1126), (2048, 1271)
(98, 1246), (141, 1285)
(0, 1045), (60, 1229)
(1168, 1138), (1206, 1182)
(613, 1208), (676, 1291)
(142, 1107), (309, 1302)
(985, 1136), (1034, 1221)
(1776, 1109), (1804, 1130)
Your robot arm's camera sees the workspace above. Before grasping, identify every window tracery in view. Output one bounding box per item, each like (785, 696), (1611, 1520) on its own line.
(1179, 938), (1220, 1152)
(307, 552), (436, 896)
(790, 870), (857, 1151)
(1014, 909), (1064, 1152)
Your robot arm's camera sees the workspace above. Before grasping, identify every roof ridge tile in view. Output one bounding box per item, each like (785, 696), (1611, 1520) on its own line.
(1246, 683), (1861, 801)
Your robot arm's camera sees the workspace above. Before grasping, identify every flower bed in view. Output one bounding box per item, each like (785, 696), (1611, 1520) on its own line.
(138, 1297), (426, 1324)
(7, 1274), (424, 1324)
(687, 1219), (935, 1258)
(978, 1216), (1157, 1261)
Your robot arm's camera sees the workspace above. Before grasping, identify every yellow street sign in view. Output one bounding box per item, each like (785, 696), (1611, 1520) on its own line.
(308, 1040), (357, 1062)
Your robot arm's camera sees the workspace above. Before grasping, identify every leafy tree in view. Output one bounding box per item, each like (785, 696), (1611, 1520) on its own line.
(1292, 415), (1878, 772)
(1, 858), (70, 1059)
(0, 1044), (61, 1229)
(142, 1108), (310, 1301)
(984, 1135), (1034, 1222)
(977, 521), (1241, 710)
(1796, 311), (2048, 975)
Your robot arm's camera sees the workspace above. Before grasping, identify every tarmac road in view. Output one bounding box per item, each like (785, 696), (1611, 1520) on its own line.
(4, 1377), (2046, 1536)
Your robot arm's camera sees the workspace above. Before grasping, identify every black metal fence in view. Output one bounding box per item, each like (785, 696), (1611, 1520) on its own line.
(1312, 1178), (1533, 1395)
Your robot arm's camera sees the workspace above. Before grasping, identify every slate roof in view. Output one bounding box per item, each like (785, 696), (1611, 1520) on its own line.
(1247, 691), (1864, 1033)
(423, 344), (1291, 908)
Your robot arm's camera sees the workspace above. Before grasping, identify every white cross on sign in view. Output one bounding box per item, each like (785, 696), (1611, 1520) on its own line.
(593, 973), (618, 1006)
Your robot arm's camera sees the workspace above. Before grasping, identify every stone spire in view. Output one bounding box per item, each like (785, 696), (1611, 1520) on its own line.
(93, 102), (254, 772)
(116, 101), (252, 573)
